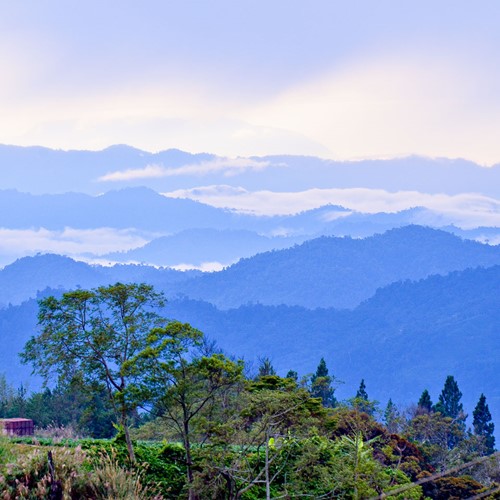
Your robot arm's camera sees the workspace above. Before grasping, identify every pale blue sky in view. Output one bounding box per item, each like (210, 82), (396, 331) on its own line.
(2, 1), (500, 163)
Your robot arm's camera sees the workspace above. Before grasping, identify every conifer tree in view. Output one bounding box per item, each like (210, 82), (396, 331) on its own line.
(384, 399), (401, 434)
(472, 393), (495, 455)
(356, 379), (369, 401)
(353, 379), (374, 415)
(310, 357), (336, 407)
(417, 389), (433, 412)
(285, 370), (298, 382)
(434, 375), (466, 449)
(257, 357), (276, 378)
(435, 376), (463, 419)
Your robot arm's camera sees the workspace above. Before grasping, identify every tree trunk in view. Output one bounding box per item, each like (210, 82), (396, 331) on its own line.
(265, 428), (271, 500)
(184, 419), (198, 500)
(122, 412), (136, 463)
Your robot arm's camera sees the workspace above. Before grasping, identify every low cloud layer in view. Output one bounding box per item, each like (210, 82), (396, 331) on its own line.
(98, 158), (273, 182)
(163, 185), (500, 229)
(0, 227), (149, 266)
(170, 261), (227, 273)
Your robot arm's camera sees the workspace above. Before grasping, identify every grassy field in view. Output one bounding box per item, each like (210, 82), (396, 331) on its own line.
(0, 434), (185, 499)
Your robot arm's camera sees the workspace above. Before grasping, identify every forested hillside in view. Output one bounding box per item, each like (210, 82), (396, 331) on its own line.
(0, 254), (199, 307)
(2, 265), (499, 427)
(105, 228), (304, 267)
(2, 226), (499, 309)
(176, 225), (500, 309)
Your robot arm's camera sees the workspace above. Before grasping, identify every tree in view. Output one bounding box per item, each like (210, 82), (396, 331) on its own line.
(21, 282), (166, 462)
(351, 379), (375, 415)
(472, 393), (495, 455)
(284, 432), (422, 499)
(310, 357), (336, 408)
(384, 399), (402, 434)
(130, 321), (244, 500)
(434, 376), (466, 449)
(0, 374), (15, 417)
(435, 376), (463, 419)
(194, 375), (324, 499)
(356, 379), (368, 401)
(405, 412), (455, 470)
(417, 389), (433, 413)
(257, 357), (276, 377)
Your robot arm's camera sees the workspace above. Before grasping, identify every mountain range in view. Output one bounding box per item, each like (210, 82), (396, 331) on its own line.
(1, 226), (499, 310)
(0, 144), (499, 197)
(0, 144), (498, 268)
(173, 225), (500, 309)
(1, 261), (498, 432)
(0, 187), (499, 268)
(0, 144), (498, 437)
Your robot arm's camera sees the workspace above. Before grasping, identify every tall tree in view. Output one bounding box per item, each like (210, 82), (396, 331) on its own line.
(21, 283), (166, 462)
(356, 379), (369, 401)
(434, 376), (463, 419)
(352, 379), (374, 416)
(130, 321), (244, 500)
(384, 399), (401, 434)
(418, 389), (433, 412)
(310, 357), (336, 407)
(472, 393), (495, 455)
(434, 376), (466, 449)
(257, 357), (276, 378)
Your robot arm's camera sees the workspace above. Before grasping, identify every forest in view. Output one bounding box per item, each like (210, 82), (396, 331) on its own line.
(0, 283), (498, 499)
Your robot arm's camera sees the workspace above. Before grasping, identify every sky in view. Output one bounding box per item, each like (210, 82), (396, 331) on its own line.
(2, 1), (500, 164)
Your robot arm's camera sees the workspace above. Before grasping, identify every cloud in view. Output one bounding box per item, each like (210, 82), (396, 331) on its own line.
(163, 185), (500, 229)
(98, 158), (274, 182)
(244, 52), (500, 165)
(170, 262), (227, 273)
(98, 164), (166, 182)
(0, 227), (150, 264)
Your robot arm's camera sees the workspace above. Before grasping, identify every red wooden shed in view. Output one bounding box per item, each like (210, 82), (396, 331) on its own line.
(0, 418), (34, 436)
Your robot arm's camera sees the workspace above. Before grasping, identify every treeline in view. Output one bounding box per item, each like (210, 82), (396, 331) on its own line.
(1, 283), (497, 499)
(1, 360), (497, 498)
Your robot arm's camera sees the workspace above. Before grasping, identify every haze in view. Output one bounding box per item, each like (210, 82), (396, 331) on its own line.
(2, 1), (500, 164)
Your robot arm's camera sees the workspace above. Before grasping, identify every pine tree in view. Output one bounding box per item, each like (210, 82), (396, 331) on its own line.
(417, 389), (433, 412)
(257, 357), (276, 378)
(472, 393), (495, 455)
(435, 376), (463, 418)
(384, 399), (401, 434)
(435, 375), (466, 449)
(286, 370), (298, 382)
(310, 358), (336, 407)
(356, 379), (368, 401)
(353, 379), (374, 415)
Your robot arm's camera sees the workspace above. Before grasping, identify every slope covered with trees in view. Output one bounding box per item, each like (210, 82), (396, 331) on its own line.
(1, 299), (498, 498)
(1, 265), (498, 429)
(176, 225), (500, 309)
(0, 254), (199, 307)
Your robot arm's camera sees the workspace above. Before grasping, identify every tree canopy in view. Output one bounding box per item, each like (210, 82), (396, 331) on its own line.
(21, 282), (166, 461)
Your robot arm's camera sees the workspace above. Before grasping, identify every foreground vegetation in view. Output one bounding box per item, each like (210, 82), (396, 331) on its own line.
(0, 283), (498, 498)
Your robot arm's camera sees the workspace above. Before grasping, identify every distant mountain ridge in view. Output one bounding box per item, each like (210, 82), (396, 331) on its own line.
(105, 228), (306, 268)
(0, 254), (199, 307)
(1, 264), (498, 432)
(165, 265), (500, 425)
(0, 187), (233, 232)
(175, 225), (500, 309)
(0, 145), (214, 195)
(1, 226), (499, 311)
(0, 187), (498, 269)
(0, 144), (499, 197)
